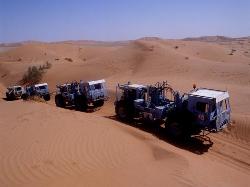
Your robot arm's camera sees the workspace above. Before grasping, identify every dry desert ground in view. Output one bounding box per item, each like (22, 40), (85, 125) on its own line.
(0, 36), (250, 187)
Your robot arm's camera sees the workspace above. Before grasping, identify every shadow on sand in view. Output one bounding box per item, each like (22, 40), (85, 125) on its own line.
(61, 105), (101, 113)
(1, 97), (18, 101)
(105, 115), (213, 155)
(2, 97), (100, 113)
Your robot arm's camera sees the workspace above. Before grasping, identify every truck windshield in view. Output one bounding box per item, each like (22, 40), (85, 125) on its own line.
(38, 86), (46, 90)
(15, 87), (22, 91)
(94, 83), (102, 89)
(90, 83), (102, 90)
(196, 102), (209, 113)
(219, 100), (228, 112)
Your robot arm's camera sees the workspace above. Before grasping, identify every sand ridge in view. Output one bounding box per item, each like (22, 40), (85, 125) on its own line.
(0, 101), (249, 187)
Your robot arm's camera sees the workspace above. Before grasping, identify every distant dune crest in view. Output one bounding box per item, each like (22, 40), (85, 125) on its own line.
(183, 35), (250, 42)
(1, 35), (250, 46)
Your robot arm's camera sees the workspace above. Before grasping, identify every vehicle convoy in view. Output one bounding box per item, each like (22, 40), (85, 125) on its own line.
(55, 79), (108, 111)
(115, 81), (231, 138)
(6, 85), (24, 100)
(21, 83), (51, 101)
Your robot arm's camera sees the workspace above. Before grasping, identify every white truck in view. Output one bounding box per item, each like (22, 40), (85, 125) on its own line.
(6, 85), (24, 100)
(22, 83), (51, 101)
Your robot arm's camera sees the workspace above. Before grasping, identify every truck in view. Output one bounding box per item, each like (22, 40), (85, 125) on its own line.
(21, 83), (51, 101)
(115, 81), (231, 138)
(55, 79), (108, 111)
(5, 85), (24, 100)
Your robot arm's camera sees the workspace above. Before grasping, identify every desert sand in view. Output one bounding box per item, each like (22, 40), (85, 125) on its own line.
(0, 37), (250, 187)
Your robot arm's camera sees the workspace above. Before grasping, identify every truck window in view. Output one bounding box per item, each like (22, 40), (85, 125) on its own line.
(62, 86), (67, 92)
(220, 100), (227, 111)
(15, 87), (22, 91)
(211, 103), (216, 112)
(94, 83), (102, 90)
(39, 86), (46, 90)
(196, 102), (209, 113)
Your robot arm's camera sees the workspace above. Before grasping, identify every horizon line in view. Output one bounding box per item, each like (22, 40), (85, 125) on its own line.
(1, 35), (250, 45)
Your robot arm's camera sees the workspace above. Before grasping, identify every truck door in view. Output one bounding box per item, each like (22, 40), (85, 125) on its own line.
(216, 99), (230, 130)
(195, 101), (210, 127)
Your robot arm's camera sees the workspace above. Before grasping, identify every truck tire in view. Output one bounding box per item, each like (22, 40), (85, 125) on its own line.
(115, 101), (128, 120)
(43, 94), (51, 101)
(165, 121), (183, 139)
(55, 94), (65, 108)
(93, 100), (104, 107)
(6, 93), (11, 101)
(75, 95), (87, 111)
(21, 94), (28, 100)
(165, 110), (185, 139)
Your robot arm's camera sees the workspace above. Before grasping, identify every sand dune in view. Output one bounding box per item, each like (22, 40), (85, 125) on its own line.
(0, 83), (5, 99)
(0, 101), (249, 187)
(0, 37), (250, 186)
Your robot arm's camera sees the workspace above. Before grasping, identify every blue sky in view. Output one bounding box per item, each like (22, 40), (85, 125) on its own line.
(0, 0), (250, 42)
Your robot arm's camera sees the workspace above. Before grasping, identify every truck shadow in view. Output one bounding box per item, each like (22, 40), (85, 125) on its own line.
(2, 97), (18, 101)
(105, 115), (213, 155)
(62, 105), (101, 113)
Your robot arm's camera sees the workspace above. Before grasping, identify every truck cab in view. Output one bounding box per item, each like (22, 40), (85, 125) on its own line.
(187, 88), (230, 131)
(23, 83), (50, 101)
(34, 83), (50, 96)
(80, 79), (108, 105)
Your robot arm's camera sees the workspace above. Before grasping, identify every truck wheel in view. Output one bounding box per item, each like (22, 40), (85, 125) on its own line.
(6, 93), (11, 101)
(10, 93), (16, 100)
(75, 95), (87, 111)
(94, 100), (104, 107)
(55, 94), (65, 108)
(115, 102), (128, 120)
(43, 94), (51, 101)
(21, 94), (28, 100)
(165, 122), (183, 139)
(98, 100), (104, 107)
